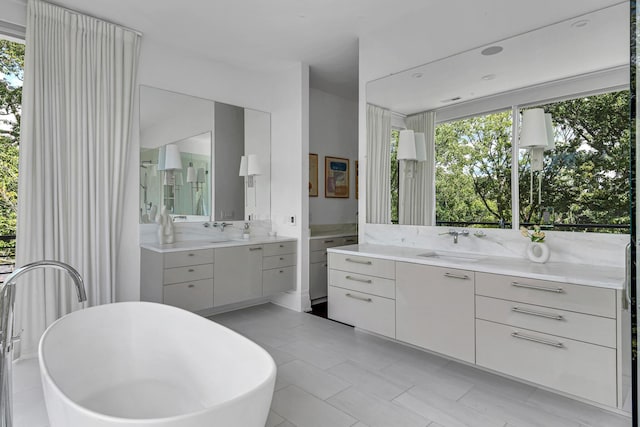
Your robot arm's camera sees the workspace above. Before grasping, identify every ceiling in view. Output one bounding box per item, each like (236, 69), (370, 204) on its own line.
(367, 2), (629, 115)
(14, 0), (629, 100)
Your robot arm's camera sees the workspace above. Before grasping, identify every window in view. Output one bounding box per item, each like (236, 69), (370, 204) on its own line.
(435, 110), (513, 228)
(519, 91), (630, 232)
(399, 89), (630, 233)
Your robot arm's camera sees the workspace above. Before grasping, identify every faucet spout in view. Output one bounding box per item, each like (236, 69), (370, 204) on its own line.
(0, 260), (86, 427)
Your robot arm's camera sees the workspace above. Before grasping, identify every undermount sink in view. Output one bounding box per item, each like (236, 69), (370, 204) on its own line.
(417, 251), (486, 262)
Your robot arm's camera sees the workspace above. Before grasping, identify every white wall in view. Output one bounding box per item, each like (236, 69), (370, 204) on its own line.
(309, 88), (358, 225)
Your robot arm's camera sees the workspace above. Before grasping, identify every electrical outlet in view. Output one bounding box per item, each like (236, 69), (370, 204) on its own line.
(288, 215), (296, 225)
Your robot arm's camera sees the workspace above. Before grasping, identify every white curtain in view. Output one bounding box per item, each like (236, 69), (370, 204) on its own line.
(399, 111), (436, 225)
(14, 0), (141, 357)
(366, 104), (392, 223)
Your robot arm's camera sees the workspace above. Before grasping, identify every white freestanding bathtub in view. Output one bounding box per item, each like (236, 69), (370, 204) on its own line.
(38, 302), (276, 427)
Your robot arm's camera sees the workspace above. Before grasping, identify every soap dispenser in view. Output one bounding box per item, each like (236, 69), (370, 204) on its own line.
(243, 222), (251, 240)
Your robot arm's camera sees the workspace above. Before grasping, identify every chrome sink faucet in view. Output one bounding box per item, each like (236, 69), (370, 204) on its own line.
(212, 222), (232, 231)
(449, 228), (469, 244)
(0, 260), (87, 427)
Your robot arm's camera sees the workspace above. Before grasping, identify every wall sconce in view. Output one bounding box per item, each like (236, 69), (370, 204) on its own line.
(157, 144), (183, 212)
(397, 130), (427, 178)
(519, 108), (555, 205)
(239, 154), (261, 187)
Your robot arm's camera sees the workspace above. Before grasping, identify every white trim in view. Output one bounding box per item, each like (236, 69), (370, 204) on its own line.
(0, 19), (25, 41)
(510, 106), (519, 230)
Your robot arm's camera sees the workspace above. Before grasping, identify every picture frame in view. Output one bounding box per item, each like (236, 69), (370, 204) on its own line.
(309, 153), (318, 197)
(355, 160), (359, 199)
(325, 156), (349, 198)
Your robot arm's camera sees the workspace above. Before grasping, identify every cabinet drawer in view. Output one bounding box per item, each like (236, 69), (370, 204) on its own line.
(310, 250), (327, 264)
(163, 278), (214, 312)
(328, 285), (395, 338)
(476, 296), (616, 348)
(475, 272), (616, 318)
(340, 236), (358, 246)
(310, 238), (340, 252)
(329, 268), (395, 299)
(476, 319), (616, 407)
(263, 266), (296, 295)
(263, 241), (296, 256)
(163, 249), (214, 268)
(163, 263), (214, 285)
(328, 253), (395, 279)
(263, 253), (296, 270)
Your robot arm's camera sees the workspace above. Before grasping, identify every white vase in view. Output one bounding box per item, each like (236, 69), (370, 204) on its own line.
(527, 241), (550, 263)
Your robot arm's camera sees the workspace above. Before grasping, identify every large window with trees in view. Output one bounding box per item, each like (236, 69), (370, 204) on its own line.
(417, 89), (629, 233)
(0, 38), (24, 266)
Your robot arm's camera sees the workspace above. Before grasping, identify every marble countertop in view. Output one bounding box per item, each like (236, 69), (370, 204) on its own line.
(328, 244), (625, 290)
(141, 236), (297, 253)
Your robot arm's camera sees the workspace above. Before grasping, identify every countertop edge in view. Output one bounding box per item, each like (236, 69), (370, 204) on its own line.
(141, 236), (297, 253)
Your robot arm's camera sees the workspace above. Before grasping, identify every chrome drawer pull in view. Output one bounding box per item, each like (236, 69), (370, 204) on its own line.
(249, 247), (263, 251)
(344, 239), (356, 243)
(511, 282), (564, 293)
(346, 275), (372, 284)
(188, 253), (195, 257)
(512, 306), (564, 321)
(187, 284), (195, 288)
(444, 272), (469, 280)
(345, 258), (372, 265)
(324, 239), (334, 243)
(188, 269), (195, 272)
(345, 293), (372, 302)
(280, 257), (284, 260)
(511, 332), (564, 348)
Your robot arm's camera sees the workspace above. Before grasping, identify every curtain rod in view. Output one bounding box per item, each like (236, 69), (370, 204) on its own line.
(45, 0), (143, 37)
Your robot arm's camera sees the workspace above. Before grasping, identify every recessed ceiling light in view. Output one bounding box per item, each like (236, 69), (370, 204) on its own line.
(412, 72), (423, 79)
(481, 46), (503, 56)
(571, 19), (590, 28)
(482, 74), (496, 81)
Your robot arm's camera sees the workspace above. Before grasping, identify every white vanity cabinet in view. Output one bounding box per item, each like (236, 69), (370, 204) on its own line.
(396, 262), (475, 363)
(309, 235), (357, 302)
(141, 238), (297, 313)
(140, 248), (214, 312)
(327, 252), (396, 338)
(214, 245), (264, 307)
(475, 272), (618, 407)
(262, 241), (297, 295)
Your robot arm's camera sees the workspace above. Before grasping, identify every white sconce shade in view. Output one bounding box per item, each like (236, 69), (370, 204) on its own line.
(186, 162), (196, 183)
(247, 154), (262, 176)
(163, 144), (183, 170)
(544, 113), (555, 151)
(239, 155), (248, 176)
(519, 109), (549, 149)
(414, 132), (427, 162)
(156, 146), (167, 171)
(196, 168), (206, 183)
(397, 130), (417, 160)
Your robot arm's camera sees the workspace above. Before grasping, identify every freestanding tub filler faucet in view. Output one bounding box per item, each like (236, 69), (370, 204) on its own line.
(0, 260), (87, 427)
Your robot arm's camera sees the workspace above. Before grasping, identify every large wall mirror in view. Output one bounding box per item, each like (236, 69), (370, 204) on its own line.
(139, 86), (271, 223)
(366, 3), (629, 233)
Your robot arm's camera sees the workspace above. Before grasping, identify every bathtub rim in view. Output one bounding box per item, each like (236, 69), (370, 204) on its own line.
(38, 301), (277, 424)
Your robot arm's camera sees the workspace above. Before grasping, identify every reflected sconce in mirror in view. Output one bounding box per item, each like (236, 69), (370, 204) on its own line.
(398, 130), (427, 178)
(519, 108), (555, 205)
(240, 154), (261, 208)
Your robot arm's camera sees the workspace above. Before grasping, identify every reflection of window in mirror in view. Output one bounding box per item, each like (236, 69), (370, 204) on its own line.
(435, 110), (513, 229)
(390, 129), (399, 224)
(519, 90), (629, 233)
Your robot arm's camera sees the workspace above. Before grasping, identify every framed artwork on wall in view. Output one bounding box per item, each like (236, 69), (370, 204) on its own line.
(309, 153), (318, 197)
(325, 156), (349, 198)
(355, 160), (359, 199)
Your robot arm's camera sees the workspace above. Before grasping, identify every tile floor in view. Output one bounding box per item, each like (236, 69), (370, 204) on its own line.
(12, 302), (633, 427)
